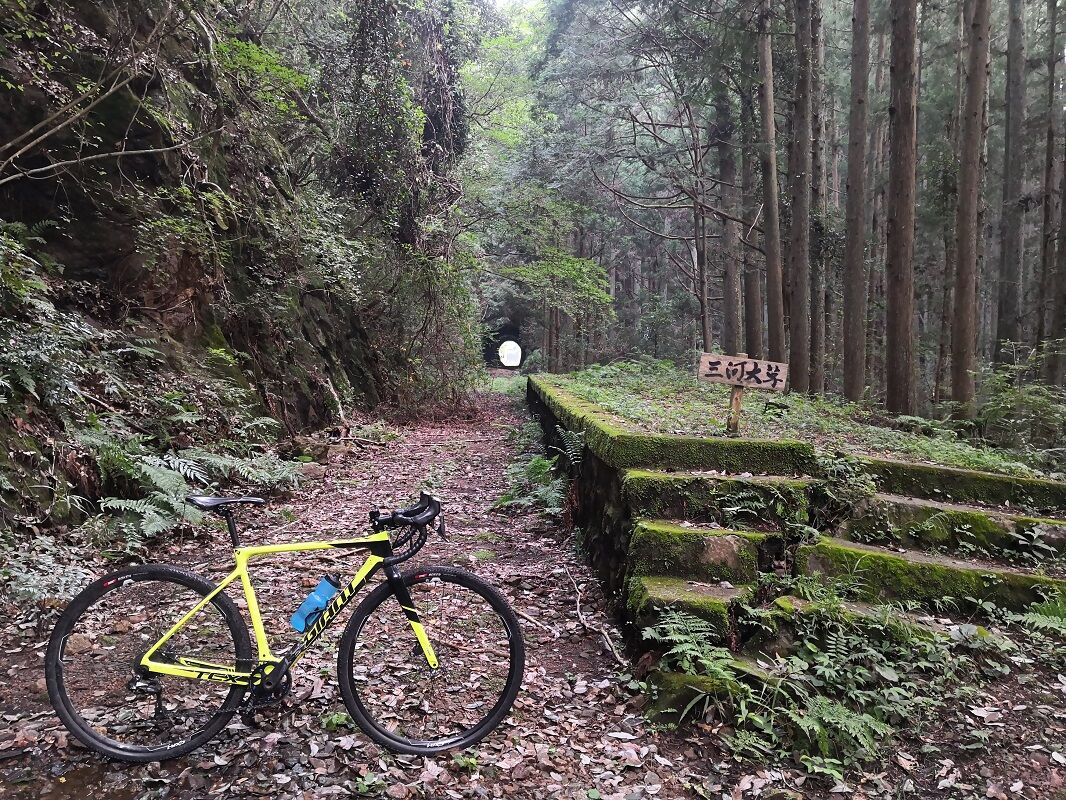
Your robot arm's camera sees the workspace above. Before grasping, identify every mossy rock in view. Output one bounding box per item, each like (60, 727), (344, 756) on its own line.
(797, 536), (1066, 612)
(528, 377), (817, 474)
(628, 520), (764, 585)
(845, 493), (1066, 556)
(859, 456), (1066, 515)
(626, 575), (746, 642)
(645, 669), (749, 723)
(622, 470), (815, 525)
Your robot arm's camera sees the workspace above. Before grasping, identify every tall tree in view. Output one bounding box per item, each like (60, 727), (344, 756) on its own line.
(741, 47), (767, 362)
(741, 60), (765, 359)
(865, 31), (888, 399)
(843, 0), (870, 401)
(758, 0), (786, 363)
(788, 0), (813, 393)
(934, 0), (967, 406)
(1050, 133), (1066, 384)
(809, 0), (826, 394)
(884, 0), (919, 413)
(1037, 0), (1059, 348)
(995, 0), (1027, 359)
(952, 0), (992, 415)
(718, 84), (742, 354)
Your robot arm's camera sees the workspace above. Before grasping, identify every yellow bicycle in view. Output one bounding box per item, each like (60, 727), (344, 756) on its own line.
(45, 492), (525, 762)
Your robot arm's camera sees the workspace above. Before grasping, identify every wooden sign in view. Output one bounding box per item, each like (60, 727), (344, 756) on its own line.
(697, 352), (789, 436)
(697, 352), (789, 392)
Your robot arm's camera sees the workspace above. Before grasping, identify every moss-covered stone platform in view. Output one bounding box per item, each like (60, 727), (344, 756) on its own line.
(526, 373), (1066, 708)
(529, 376), (818, 474)
(626, 575), (745, 640)
(860, 456), (1066, 514)
(621, 470), (815, 526)
(627, 520), (770, 584)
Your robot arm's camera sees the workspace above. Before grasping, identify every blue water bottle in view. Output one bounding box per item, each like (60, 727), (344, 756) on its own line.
(290, 575), (341, 632)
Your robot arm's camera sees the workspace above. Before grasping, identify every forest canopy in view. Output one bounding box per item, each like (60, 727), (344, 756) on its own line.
(465, 0), (1066, 436)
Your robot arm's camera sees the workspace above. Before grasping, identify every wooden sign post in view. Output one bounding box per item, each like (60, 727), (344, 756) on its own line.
(697, 351), (789, 436)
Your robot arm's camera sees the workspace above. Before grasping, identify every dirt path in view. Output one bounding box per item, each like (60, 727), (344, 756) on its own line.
(0, 391), (702, 800)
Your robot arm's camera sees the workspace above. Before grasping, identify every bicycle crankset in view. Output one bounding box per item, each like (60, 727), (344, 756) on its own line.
(240, 664), (292, 726)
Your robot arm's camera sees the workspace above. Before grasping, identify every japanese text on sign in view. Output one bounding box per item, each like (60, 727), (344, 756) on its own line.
(697, 352), (789, 392)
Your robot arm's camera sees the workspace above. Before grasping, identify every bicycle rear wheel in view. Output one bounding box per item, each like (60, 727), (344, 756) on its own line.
(337, 566), (524, 755)
(45, 564), (251, 762)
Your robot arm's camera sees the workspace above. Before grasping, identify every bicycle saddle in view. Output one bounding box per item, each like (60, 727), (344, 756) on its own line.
(186, 495), (267, 512)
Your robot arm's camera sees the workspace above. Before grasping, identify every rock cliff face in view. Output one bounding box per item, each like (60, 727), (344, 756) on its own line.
(0, 0), (476, 529)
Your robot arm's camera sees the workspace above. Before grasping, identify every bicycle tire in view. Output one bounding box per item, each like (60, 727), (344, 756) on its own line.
(45, 563), (252, 762)
(337, 566), (525, 755)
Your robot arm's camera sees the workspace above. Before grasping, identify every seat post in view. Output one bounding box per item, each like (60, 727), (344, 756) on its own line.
(222, 511), (241, 548)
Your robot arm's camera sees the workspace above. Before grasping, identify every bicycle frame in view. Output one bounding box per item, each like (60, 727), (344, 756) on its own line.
(137, 531), (439, 687)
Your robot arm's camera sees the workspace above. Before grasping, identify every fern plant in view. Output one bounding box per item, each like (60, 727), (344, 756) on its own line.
(494, 453), (569, 518)
(550, 425), (585, 471)
(658, 577), (970, 781)
(643, 609), (738, 680)
(76, 428), (299, 553)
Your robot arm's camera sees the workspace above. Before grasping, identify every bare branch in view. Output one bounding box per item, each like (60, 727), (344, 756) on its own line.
(0, 129), (222, 189)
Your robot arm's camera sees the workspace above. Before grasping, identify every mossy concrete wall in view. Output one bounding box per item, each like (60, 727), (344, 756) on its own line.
(528, 384), (634, 598)
(622, 470), (814, 527)
(846, 494), (1066, 555)
(861, 457), (1066, 515)
(797, 537), (1066, 611)
(626, 576), (738, 639)
(627, 520), (767, 585)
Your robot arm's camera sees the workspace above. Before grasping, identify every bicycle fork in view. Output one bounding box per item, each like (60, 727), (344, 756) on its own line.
(383, 566), (439, 670)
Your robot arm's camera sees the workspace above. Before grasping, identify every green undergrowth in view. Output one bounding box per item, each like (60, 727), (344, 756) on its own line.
(0, 224), (306, 601)
(643, 571), (1064, 784)
(487, 372), (527, 397)
(0, 530), (95, 613)
(493, 419), (578, 519)
(550, 360), (1054, 478)
(76, 428), (299, 556)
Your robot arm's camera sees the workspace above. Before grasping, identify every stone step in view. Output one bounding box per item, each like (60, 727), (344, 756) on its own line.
(621, 469), (817, 527)
(860, 456), (1066, 516)
(739, 593), (983, 658)
(844, 492), (1066, 557)
(625, 574), (750, 645)
(627, 520), (774, 585)
(796, 535), (1066, 612)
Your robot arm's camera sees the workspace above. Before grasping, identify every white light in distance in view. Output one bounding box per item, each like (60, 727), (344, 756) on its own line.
(498, 340), (522, 367)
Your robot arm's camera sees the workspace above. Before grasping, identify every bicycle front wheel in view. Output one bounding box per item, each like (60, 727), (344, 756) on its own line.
(45, 564), (252, 762)
(337, 566), (525, 755)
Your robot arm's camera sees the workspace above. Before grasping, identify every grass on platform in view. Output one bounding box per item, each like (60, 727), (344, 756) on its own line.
(548, 360), (1046, 478)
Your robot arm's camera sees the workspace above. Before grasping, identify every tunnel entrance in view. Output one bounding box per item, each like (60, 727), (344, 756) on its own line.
(484, 321), (524, 369)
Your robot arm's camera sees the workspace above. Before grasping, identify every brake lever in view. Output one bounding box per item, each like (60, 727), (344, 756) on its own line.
(437, 513), (447, 541)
